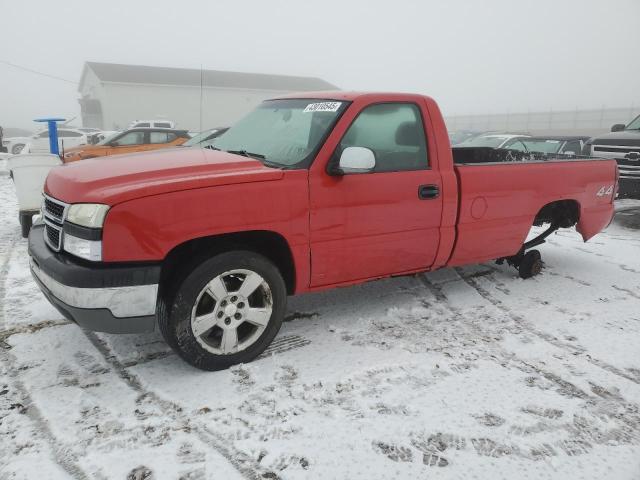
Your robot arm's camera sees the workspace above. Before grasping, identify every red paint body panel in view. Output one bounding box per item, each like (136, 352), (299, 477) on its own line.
(307, 94), (447, 286)
(41, 91), (617, 295)
(448, 160), (617, 266)
(101, 169), (312, 293)
(45, 148), (283, 205)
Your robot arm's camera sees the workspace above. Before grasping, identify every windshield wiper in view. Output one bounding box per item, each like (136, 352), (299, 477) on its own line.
(204, 145), (222, 151)
(219, 148), (284, 169)
(226, 149), (266, 160)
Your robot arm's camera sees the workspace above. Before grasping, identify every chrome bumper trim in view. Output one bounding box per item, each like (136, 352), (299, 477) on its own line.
(30, 257), (158, 318)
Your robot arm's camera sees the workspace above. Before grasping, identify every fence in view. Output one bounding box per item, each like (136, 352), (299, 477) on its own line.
(444, 105), (640, 137)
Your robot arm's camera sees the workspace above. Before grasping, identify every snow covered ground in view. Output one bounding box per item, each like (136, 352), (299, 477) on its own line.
(1, 169), (639, 480)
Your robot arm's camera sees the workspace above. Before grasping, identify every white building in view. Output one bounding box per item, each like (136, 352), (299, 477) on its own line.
(78, 62), (338, 131)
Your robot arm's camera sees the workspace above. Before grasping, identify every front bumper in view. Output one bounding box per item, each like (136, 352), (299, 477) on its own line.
(28, 224), (160, 333)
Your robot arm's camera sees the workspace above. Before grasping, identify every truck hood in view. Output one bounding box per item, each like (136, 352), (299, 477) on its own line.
(591, 130), (640, 146)
(45, 147), (284, 205)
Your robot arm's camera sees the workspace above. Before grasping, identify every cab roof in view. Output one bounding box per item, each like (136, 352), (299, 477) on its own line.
(272, 91), (434, 102)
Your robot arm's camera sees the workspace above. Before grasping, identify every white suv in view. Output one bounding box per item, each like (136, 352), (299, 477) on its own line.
(128, 120), (175, 129)
(25, 128), (89, 154)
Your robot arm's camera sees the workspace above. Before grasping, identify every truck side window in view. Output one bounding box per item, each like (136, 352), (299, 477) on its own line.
(340, 103), (428, 172)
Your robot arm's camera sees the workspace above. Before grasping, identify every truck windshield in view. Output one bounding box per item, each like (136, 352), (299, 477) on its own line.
(203, 99), (349, 167)
(626, 115), (640, 130)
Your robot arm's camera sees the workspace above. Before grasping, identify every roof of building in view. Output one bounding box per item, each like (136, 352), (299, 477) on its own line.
(82, 62), (338, 92)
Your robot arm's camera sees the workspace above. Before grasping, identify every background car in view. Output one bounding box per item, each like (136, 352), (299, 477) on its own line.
(583, 115), (640, 198)
(86, 130), (120, 145)
(181, 127), (228, 147)
(77, 127), (103, 134)
(1, 127), (33, 154)
(63, 127), (190, 162)
(520, 136), (589, 156)
(26, 128), (89, 154)
(4, 135), (34, 154)
(448, 130), (484, 146)
(456, 133), (531, 151)
(128, 119), (176, 129)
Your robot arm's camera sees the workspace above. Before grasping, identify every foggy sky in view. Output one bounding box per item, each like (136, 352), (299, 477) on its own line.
(1, 0), (639, 130)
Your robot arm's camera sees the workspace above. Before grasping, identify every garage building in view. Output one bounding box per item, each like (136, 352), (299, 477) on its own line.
(78, 62), (338, 131)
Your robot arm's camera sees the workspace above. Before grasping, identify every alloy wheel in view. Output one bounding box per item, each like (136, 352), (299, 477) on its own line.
(190, 269), (273, 355)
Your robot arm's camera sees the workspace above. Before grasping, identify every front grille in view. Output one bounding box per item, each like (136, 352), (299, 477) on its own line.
(593, 145), (640, 155)
(44, 197), (66, 222)
(42, 195), (68, 252)
(44, 222), (62, 251)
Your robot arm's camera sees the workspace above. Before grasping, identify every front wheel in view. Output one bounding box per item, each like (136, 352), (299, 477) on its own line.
(158, 251), (286, 371)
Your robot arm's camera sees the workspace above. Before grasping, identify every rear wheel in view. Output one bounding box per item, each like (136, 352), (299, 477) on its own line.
(158, 251), (286, 371)
(518, 250), (542, 279)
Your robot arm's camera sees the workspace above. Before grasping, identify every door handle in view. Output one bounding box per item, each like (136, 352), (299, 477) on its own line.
(418, 184), (439, 200)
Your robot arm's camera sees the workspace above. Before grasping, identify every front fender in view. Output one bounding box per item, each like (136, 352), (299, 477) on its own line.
(101, 171), (310, 263)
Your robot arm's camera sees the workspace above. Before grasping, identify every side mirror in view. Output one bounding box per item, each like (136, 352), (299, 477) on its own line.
(611, 124), (626, 132)
(334, 146), (376, 175)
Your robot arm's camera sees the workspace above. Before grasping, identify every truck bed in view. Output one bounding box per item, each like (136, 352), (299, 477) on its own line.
(447, 154), (617, 267)
(452, 146), (595, 165)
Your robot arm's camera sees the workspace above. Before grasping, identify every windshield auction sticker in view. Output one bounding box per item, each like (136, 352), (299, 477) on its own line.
(303, 102), (342, 113)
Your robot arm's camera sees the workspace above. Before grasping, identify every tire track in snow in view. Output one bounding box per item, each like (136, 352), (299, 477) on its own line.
(0, 348), (92, 480)
(82, 331), (276, 480)
(0, 231), (90, 480)
(0, 235), (18, 332)
(0, 179), (269, 478)
(419, 273), (640, 458)
(453, 268), (640, 386)
(611, 285), (640, 301)
(551, 228), (640, 275)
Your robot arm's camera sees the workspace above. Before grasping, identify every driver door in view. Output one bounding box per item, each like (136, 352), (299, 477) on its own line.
(309, 102), (443, 287)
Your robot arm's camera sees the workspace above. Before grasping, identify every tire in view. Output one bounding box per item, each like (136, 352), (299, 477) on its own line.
(12, 143), (25, 155)
(518, 250), (542, 279)
(158, 250), (287, 371)
(20, 213), (33, 238)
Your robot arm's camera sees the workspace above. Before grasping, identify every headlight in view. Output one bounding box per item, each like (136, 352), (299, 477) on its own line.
(63, 234), (103, 261)
(67, 204), (109, 228)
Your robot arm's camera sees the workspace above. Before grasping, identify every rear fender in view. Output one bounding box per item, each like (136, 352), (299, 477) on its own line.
(576, 203), (615, 241)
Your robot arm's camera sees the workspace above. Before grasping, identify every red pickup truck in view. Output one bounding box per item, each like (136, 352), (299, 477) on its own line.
(29, 92), (617, 370)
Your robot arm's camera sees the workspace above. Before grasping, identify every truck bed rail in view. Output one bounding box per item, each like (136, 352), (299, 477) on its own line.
(452, 146), (599, 165)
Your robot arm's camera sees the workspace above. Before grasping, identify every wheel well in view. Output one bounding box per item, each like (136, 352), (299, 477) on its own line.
(159, 231), (296, 298)
(533, 200), (580, 228)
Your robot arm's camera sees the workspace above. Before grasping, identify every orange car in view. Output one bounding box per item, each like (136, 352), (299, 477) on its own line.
(63, 128), (190, 162)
